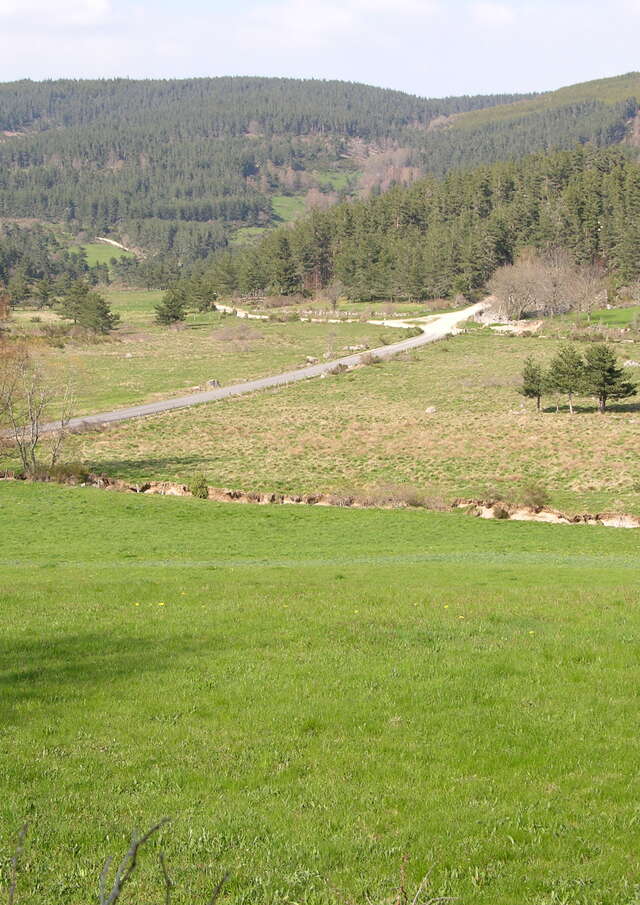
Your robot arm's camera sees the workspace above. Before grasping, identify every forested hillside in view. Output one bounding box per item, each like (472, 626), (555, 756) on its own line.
(0, 78), (527, 258)
(412, 72), (640, 175)
(1, 74), (639, 286)
(194, 146), (640, 301)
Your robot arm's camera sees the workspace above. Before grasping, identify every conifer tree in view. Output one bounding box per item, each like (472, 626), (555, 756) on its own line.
(77, 290), (120, 333)
(520, 357), (545, 410)
(547, 344), (584, 414)
(582, 343), (637, 413)
(59, 280), (90, 324)
(154, 287), (188, 325)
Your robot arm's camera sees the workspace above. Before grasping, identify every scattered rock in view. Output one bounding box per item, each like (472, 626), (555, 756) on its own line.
(305, 356), (319, 364)
(624, 360), (640, 367)
(425, 406), (437, 414)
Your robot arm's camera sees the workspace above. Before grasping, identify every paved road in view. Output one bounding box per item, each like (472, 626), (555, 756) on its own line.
(42, 302), (486, 433)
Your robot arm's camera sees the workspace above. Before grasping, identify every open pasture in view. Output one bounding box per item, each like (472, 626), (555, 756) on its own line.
(66, 329), (640, 515)
(25, 290), (401, 414)
(2, 481), (640, 904)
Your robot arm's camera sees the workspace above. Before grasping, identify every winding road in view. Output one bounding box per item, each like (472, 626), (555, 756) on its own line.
(43, 302), (486, 433)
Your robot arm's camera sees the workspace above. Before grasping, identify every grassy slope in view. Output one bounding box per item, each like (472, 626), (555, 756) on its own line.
(25, 290), (401, 414)
(69, 242), (135, 267)
(450, 72), (640, 130)
(2, 481), (640, 904)
(272, 194), (307, 221)
(65, 328), (640, 514)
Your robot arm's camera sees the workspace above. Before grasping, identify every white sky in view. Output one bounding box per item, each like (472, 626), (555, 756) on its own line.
(0, 0), (637, 96)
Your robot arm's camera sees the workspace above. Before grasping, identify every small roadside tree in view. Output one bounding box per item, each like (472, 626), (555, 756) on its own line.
(582, 343), (637, 413)
(547, 344), (584, 414)
(520, 356), (545, 410)
(155, 287), (188, 325)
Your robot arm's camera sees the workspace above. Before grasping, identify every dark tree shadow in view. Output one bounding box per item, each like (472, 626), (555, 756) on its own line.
(0, 631), (219, 719)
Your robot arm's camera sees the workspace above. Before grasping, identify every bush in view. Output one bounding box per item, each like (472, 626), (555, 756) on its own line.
(49, 462), (91, 484)
(359, 352), (382, 366)
(359, 483), (429, 508)
(520, 481), (551, 510)
(492, 503), (510, 519)
(190, 474), (209, 499)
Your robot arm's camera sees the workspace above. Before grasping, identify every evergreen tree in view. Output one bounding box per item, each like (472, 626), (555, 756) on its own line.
(269, 234), (300, 295)
(582, 343), (637, 412)
(77, 290), (120, 333)
(547, 344), (584, 414)
(33, 277), (54, 309)
(58, 280), (119, 332)
(7, 269), (30, 305)
(59, 280), (90, 324)
(154, 287), (188, 325)
(520, 357), (545, 410)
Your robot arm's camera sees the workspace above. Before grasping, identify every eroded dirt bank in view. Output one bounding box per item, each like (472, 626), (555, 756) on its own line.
(3, 472), (639, 528)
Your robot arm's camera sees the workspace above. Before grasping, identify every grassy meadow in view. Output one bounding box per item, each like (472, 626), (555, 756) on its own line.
(272, 194), (306, 221)
(61, 327), (640, 515)
(22, 290), (401, 414)
(3, 481), (640, 904)
(70, 242), (135, 267)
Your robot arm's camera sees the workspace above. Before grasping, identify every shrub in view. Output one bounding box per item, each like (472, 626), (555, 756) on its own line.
(359, 352), (382, 366)
(49, 462), (91, 484)
(492, 503), (510, 519)
(520, 481), (551, 510)
(190, 473), (209, 499)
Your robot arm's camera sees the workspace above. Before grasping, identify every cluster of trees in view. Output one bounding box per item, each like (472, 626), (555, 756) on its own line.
(176, 147), (640, 302)
(522, 344), (636, 413)
(412, 98), (637, 177)
(1, 75), (638, 275)
(154, 274), (218, 324)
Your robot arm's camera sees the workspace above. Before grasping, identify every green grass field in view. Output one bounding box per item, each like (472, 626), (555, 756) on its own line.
(272, 195), (307, 222)
(62, 328), (640, 515)
(312, 170), (356, 191)
(70, 242), (135, 267)
(579, 305), (640, 328)
(229, 226), (270, 246)
(2, 481), (640, 904)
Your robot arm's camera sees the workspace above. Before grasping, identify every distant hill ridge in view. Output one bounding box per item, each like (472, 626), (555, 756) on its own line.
(0, 74), (638, 270)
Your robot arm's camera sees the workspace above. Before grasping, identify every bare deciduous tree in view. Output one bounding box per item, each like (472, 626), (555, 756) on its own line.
(0, 346), (74, 475)
(489, 249), (606, 320)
